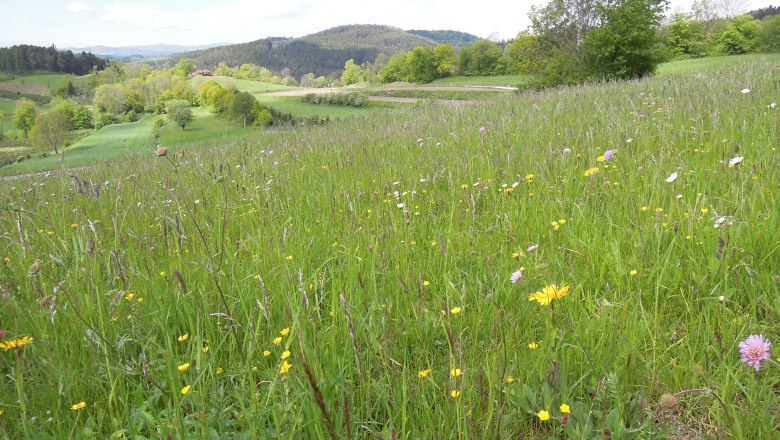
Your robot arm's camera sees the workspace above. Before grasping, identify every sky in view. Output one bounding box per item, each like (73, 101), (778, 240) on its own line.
(0, 0), (777, 48)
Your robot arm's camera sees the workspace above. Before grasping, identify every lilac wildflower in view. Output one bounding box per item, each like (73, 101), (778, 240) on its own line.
(604, 150), (616, 161)
(510, 268), (523, 283)
(739, 334), (771, 371)
(479, 127), (486, 134)
(527, 244), (539, 252)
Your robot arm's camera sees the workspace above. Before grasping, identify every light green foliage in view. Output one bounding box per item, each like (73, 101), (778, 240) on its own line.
(717, 15), (762, 54)
(124, 78), (149, 113)
(380, 52), (410, 82)
(29, 109), (71, 155)
(665, 14), (710, 57)
(13, 97), (37, 137)
(93, 84), (127, 115)
(504, 34), (549, 75)
(228, 91), (262, 128)
(408, 46), (437, 83)
(341, 59), (361, 85)
(166, 99), (193, 130)
(173, 58), (196, 80)
(432, 44), (457, 76)
(583, 0), (667, 80)
(198, 80), (234, 113)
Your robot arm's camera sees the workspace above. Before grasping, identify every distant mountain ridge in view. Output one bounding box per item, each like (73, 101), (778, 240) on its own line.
(65, 43), (228, 59)
(176, 25), (480, 78)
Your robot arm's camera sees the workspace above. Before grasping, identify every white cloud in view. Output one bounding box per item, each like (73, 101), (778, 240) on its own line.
(66, 2), (92, 13)
(102, 3), (185, 29)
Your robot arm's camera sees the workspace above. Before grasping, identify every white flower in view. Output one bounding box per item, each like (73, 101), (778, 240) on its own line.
(665, 172), (678, 183)
(396, 203), (405, 209)
(527, 244), (539, 252)
(728, 156), (743, 167)
(626, 138), (633, 143)
(741, 88), (750, 94)
(676, 194), (683, 199)
(719, 295), (725, 301)
(769, 102), (777, 108)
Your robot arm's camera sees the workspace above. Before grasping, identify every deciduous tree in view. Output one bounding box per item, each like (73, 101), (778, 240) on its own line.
(13, 98), (37, 137)
(166, 100), (193, 130)
(30, 109), (71, 160)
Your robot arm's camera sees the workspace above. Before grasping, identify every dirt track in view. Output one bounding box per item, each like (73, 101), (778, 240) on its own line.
(262, 85), (516, 97)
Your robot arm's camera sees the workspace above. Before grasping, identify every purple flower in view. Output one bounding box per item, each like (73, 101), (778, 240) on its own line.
(527, 244), (539, 252)
(479, 127), (486, 134)
(0, 330), (5, 338)
(510, 268), (523, 283)
(739, 334), (771, 371)
(604, 150), (616, 161)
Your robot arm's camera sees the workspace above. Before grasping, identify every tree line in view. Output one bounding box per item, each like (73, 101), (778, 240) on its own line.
(0, 45), (107, 75)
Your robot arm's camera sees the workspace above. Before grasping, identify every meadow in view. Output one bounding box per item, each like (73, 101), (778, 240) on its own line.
(0, 57), (778, 439)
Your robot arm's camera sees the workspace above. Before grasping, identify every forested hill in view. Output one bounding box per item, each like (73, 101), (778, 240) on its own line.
(0, 45), (107, 74)
(406, 30), (480, 47)
(176, 25), (465, 78)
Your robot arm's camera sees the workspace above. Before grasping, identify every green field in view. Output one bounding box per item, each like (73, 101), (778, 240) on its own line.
(0, 55), (778, 438)
(255, 94), (395, 118)
(375, 89), (503, 100)
(159, 108), (251, 146)
(427, 74), (531, 87)
(210, 77), (298, 94)
(657, 53), (780, 76)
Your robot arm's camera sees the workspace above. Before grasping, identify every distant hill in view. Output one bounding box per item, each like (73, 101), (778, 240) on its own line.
(176, 25), (473, 78)
(65, 43), (228, 60)
(406, 30), (480, 48)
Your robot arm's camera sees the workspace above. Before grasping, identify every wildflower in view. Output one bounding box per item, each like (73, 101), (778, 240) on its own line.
(450, 306), (462, 315)
(510, 268), (524, 283)
(418, 368), (432, 378)
(423, 280), (430, 287)
(528, 284), (571, 306)
(70, 223), (78, 229)
(273, 337), (282, 346)
(451, 390), (461, 398)
(281, 350), (290, 359)
(181, 385), (191, 394)
(560, 404), (571, 413)
(769, 102), (777, 108)
(512, 251), (521, 259)
(504, 376), (515, 384)
(629, 270), (638, 276)
(159, 271), (166, 277)
(583, 167), (599, 177)
(741, 88), (750, 94)
(450, 368), (462, 377)
(525, 173), (534, 183)
(537, 410), (550, 421)
(202, 346), (209, 353)
(124, 293), (134, 301)
(70, 402), (87, 411)
(527, 244), (539, 252)
(604, 150), (616, 161)
(597, 155), (606, 162)
(739, 334), (771, 371)
(728, 156), (743, 167)
(280, 328), (290, 337)
(0, 330), (5, 338)
(701, 208), (709, 215)
(479, 127), (486, 134)
(177, 333), (188, 342)
(665, 172), (678, 183)
(2, 256), (9, 264)
(286, 255), (293, 261)
(263, 350), (271, 357)
(528, 342), (539, 349)
(177, 363), (190, 372)
(551, 221), (560, 231)
(279, 361), (293, 375)
(0, 335), (34, 351)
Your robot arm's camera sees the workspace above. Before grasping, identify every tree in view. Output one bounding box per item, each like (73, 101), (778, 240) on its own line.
(30, 109), (71, 161)
(408, 46), (436, 83)
(505, 34), (549, 74)
(530, 0), (601, 63)
(380, 52), (410, 82)
(432, 44), (457, 77)
(166, 100), (193, 130)
(228, 92), (260, 128)
(761, 14), (780, 52)
(459, 40), (505, 76)
(342, 59), (361, 85)
(174, 58), (196, 80)
(582, 0), (667, 80)
(13, 98), (37, 137)
(665, 14), (710, 57)
(717, 15), (761, 54)
(93, 84), (127, 115)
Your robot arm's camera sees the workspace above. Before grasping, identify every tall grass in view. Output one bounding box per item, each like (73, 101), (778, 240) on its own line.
(0, 57), (778, 439)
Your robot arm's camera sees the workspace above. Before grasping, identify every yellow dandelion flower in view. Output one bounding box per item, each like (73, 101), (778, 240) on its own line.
(177, 333), (189, 342)
(528, 284), (570, 306)
(281, 350), (290, 360)
(583, 167), (599, 177)
(537, 410), (550, 421)
(181, 385), (191, 395)
(451, 390), (460, 398)
(273, 337), (282, 346)
(525, 173), (534, 183)
(0, 335), (34, 351)
(597, 155), (606, 162)
(263, 350), (271, 357)
(71, 402), (87, 411)
(418, 368), (432, 378)
(504, 376), (515, 384)
(450, 306), (462, 315)
(177, 363), (190, 372)
(280, 328), (290, 337)
(528, 342), (539, 349)
(450, 368), (462, 377)
(460, 183), (468, 189)
(279, 361), (293, 375)
(560, 403), (571, 413)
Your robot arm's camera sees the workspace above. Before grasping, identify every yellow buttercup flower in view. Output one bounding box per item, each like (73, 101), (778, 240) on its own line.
(177, 333), (188, 342)
(450, 368), (462, 377)
(273, 337), (282, 346)
(279, 361), (293, 375)
(71, 402), (87, 411)
(629, 270), (638, 276)
(177, 363), (190, 372)
(281, 350), (290, 360)
(263, 350), (271, 357)
(450, 306), (461, 315)
(181, 385), (191, 395)
(504, 376), (515, 384)
(0, 336), (34, 351)
(528, 342), (539, 349)
(537, 410), (550, 421)
(280, 328), (290, 336)
(451, 390), (460, 398)
(560, 403), (571, 413)
(418, 368), (432, 378)
(216, 367), (223, 375)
